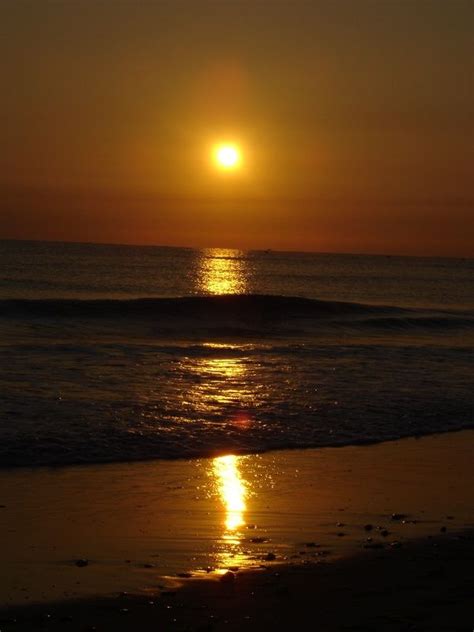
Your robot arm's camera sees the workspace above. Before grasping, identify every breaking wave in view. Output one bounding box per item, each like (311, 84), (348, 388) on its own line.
(1, 294), (472, 334)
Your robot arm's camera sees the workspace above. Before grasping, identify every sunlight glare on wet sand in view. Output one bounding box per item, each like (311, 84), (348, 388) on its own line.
(213, 454), (247, 531)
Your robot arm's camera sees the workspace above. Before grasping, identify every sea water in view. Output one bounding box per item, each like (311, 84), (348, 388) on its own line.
(0, 240), (472, 467)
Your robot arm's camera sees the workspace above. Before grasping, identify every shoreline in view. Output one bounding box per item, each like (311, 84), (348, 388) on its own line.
(1, 424), (473, 472)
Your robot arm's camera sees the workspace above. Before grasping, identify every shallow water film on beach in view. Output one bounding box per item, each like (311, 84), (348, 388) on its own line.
(0, 240), (473, 468)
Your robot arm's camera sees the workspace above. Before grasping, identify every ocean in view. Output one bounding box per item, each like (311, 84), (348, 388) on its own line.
(0, 239), (472, 468)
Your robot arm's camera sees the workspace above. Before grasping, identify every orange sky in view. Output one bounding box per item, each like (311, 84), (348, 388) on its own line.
(1, 0), (473, 256)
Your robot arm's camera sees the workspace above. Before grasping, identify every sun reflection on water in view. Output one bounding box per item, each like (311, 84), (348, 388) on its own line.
(181, 354), (254, 417)
(191, 249), (257, 571)
(197, 248), (247, 294)
(182, 357), (256, 570)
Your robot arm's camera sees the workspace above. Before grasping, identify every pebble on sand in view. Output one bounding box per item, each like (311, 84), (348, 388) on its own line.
(220, 571), (236, 584)
(74, 559), (89, 567)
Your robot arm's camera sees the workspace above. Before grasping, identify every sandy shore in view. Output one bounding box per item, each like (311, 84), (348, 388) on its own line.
(0, 430), (473, 628)
(1, 530), (473, 631)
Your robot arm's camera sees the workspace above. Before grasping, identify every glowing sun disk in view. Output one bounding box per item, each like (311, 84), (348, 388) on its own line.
(214, 144), (241, 170)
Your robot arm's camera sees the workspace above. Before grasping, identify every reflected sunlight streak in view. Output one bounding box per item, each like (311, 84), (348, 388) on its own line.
(197, 248), (247, 295)
(182, 355), (250, 412)
(213, 455), (247, 530)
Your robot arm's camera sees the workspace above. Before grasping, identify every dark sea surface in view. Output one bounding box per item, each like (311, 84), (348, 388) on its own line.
(0, 240), (473, 468)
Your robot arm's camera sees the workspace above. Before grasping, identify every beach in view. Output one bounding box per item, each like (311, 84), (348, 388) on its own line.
(1, 430), (473, 629)
(2, 0), (474, 626)
(1, 242), (472, 629)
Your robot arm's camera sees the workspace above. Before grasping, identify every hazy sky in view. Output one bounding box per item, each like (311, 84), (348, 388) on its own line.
(1, 0), (473, 255)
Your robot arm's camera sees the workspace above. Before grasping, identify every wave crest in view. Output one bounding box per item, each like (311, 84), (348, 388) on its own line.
(1, 294), (472, 334)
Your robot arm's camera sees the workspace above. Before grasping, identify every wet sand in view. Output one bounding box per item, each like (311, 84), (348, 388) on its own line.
(0, 430), (473, 628)
(1, 530), (472, 631)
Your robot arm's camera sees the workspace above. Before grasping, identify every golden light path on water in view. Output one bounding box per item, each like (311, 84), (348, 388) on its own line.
(195, 248), (255, 571)
(197, 248), (247, 294)
(181, 354), (252, 420)
(183, 355), (255, 571)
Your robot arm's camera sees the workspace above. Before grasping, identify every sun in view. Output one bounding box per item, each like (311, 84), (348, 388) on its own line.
(214, 144), (241, 170)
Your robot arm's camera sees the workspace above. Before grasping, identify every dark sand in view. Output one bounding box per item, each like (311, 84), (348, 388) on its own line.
(1, 530), (473, 631)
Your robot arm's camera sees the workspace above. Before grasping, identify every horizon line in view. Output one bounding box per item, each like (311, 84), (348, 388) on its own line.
(1, 236), (472, 262)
